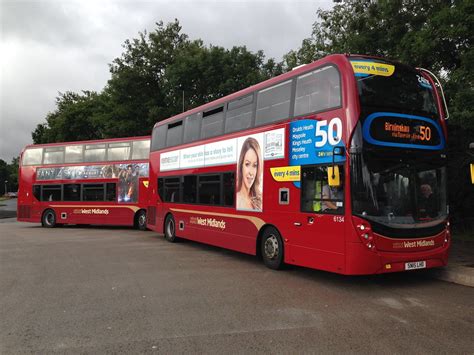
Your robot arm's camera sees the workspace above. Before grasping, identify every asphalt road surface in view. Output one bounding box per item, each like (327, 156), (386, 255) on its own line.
(0, 198), (17, 219)
(1, 221), (473, 353)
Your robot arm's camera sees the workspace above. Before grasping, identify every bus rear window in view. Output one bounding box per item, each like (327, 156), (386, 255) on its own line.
(22, 148), (43, 166)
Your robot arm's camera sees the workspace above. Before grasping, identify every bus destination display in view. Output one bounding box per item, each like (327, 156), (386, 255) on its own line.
(363, 112), (444, 150)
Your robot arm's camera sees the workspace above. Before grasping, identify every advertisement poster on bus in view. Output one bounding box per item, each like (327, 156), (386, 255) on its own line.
(37, 163), (149, 181)
(116, 164), (139, 203)
(236, 133), (264, 212)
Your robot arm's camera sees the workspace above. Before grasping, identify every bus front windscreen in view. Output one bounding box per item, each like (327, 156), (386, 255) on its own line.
(351, 57), (439, 118)
(351, 150), (447, 232)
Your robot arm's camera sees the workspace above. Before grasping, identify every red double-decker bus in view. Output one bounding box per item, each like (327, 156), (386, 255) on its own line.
(18, 136), (150, 229)
(147, 54), (450, 275)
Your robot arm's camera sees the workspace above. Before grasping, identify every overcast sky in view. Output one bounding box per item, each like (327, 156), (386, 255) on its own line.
(0, 0), (333, 162)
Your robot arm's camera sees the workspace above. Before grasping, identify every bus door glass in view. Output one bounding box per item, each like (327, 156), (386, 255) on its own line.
(297, 164), (345, 260)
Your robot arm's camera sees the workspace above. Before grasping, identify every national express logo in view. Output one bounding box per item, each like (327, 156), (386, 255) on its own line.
(73, 208), (109, 215)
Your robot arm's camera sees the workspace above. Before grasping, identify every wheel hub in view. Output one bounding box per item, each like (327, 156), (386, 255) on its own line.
(264, 235), (279, 260)
(167, 220), (175, 237)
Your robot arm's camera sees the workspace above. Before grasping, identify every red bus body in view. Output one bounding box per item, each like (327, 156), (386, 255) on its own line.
(147, 54), (450, 275)
(18, 136), (150, 229)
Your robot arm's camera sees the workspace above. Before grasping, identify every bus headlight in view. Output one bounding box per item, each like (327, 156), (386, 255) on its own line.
(352, 216), (375, 251)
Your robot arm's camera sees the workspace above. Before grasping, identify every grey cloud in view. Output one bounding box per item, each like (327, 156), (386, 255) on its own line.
(0, 0), (331, 161)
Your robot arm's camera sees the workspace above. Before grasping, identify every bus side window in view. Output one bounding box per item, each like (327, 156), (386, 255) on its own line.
(163, 178), (180, 203)
(33, 185), (41, 201)
(41, 184), (62, 202)
(157, 178), (164, 201)
(106, 183), (117, 201)
(301, 165), (344, 215)
(183, 176), (197, 203)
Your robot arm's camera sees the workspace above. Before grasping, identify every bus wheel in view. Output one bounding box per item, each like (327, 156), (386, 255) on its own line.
(261, 227), (284, 270)
(42, 209), (57, 228)
(137, 210), (147, 231)
(164, 214), (178, 242)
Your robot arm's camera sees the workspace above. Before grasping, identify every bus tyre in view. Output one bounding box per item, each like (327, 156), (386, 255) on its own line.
(42, 209), (57, 228)
(137, 210), (147, 231)
(164, 214), (177, 242)
(261, 227), (284, 270)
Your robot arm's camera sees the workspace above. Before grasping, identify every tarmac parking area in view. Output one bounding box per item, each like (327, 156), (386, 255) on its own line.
(1, 221), (473, 353)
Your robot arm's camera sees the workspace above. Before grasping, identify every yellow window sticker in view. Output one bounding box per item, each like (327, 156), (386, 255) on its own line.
(271, 166), (301, 182)
(351, 61), (395, 77)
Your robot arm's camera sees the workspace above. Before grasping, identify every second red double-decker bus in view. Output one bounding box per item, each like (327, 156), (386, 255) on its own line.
(17, 136), (150, 229)
(147, 54), (450, 275)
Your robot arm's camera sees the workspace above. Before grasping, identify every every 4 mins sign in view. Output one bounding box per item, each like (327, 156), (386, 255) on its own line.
(270, 166), (300, 182)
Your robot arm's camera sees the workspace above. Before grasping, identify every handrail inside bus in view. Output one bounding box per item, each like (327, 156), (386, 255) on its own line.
(416, 67), (450, 120)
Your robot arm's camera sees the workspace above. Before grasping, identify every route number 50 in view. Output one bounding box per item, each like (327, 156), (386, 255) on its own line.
(420, 125), (431, 141)
(315, 118), (343, 148)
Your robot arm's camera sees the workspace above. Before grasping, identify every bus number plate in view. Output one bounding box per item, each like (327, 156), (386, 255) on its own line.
(405, 261), (426, 270)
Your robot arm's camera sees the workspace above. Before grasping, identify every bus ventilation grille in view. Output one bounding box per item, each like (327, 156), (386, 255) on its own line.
(147, 206), (156, 225)
(18, 205), (31, 218)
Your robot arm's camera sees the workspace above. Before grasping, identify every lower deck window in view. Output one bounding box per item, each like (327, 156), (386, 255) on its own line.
(158, 172), (235, 207)
(42, 185), (62, 201)
(83, 184), (105, 201)
(33, 183), (118, 202)
(198, 175), (221, 204)
(64, 184), (81, 201)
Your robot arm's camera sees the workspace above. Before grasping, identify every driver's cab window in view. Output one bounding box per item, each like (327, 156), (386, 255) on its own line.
(301, 165), (344, 214)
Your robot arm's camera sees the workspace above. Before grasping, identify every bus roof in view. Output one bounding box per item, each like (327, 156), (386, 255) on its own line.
(153, 53), (351, 129)
(23, 135), (150, 150)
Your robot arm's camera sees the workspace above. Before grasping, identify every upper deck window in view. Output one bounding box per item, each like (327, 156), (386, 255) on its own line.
(43, 147), (65, 165)
(201, 106), (224, 139)
(151, 125), (167, 152)
(132, 140), (150, 160)
(166, 121), (183, 147)
(225, 94), (254, 133)
(22, 148), (43, 166)
(295, 65), (341, 117)
(84, 144), (106, 162)
(183, 113), (202, 144)
(65, 145), (83, 163)
(107, 142), (131, 161)
(256, 80), (292, 126)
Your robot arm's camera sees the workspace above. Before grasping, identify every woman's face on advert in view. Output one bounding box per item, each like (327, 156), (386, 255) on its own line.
(242, 148), (258, 190)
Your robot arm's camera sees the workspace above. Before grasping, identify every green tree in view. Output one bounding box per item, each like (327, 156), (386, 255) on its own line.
(32, 91), (109, 144)
(0, 159), (8, 195)
(7, 157), (19, 192)
(33, 19), (282, 143)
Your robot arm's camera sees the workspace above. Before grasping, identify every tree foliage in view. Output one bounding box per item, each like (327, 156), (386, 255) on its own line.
(33, 20), (281, 143)
(0, 157), (19, 195)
